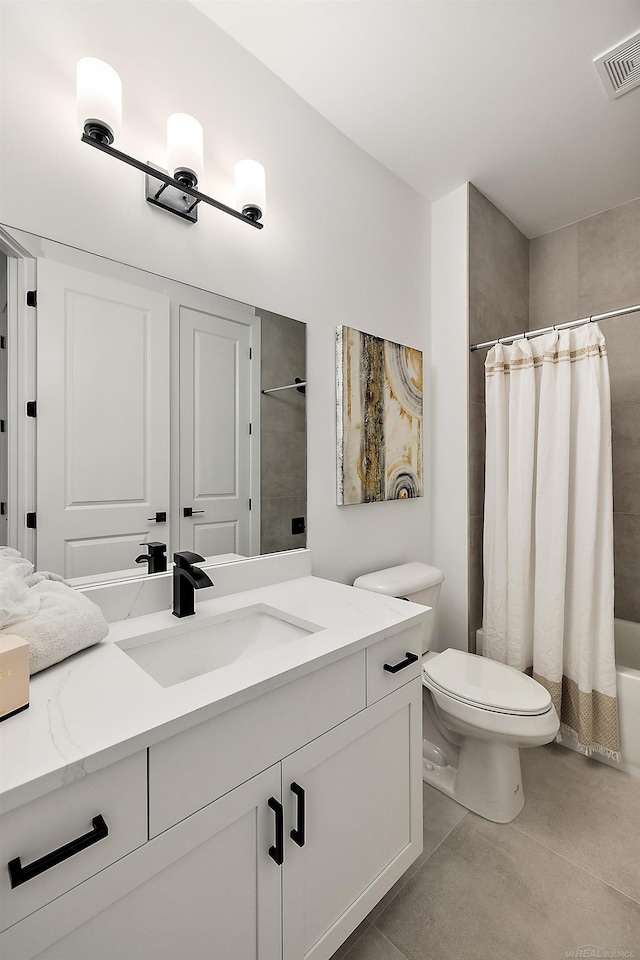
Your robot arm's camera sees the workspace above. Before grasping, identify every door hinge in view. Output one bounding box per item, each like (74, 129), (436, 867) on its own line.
(249, 498), (252, 511)
(0, 335), (6, 349)
(26, 290), (37, 308)
(249, 347), (252, 360)
(25, 512), (37, 529)
(1, 502), (6, 516)
(26, 401), (37, 418)
(0, 420), (5, 433)
(248, 422), (252, 435)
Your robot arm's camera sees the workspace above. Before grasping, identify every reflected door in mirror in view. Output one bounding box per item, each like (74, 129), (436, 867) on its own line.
(36, 260), (170, 578)
(179, 307), (257, 558)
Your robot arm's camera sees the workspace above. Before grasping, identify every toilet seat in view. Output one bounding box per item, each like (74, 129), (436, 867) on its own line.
(423, 649), (552, 716)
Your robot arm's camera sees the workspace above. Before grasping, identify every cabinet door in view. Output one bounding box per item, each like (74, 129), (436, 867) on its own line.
(15, 765), (282, 960)
(282, 681), (423, 960)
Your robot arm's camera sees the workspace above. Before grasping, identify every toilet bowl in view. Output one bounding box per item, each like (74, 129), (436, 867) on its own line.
(353, 563), (560, 823)
(422, 648), (559, 821)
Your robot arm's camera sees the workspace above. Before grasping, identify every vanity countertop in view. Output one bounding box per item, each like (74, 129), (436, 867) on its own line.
(0, 575), (428, 814)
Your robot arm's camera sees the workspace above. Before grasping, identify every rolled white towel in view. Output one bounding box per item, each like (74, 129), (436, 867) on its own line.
(0, 555), (34, 580)
(0, 547), (67, 586)
(24, 571), (68, 587)
(0, 576), (40, 630)
(2, 581), (109, 675)
(0, 547), (21, 558)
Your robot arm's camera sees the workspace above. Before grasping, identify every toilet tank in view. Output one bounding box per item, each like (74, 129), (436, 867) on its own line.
(353, 562), (444, 653)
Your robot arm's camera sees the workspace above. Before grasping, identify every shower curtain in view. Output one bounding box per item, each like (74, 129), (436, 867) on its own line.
(482, 323), (620, 760)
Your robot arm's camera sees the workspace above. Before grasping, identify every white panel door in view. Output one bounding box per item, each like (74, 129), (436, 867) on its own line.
(282, 684), (423, 960)
(179, 306), (255, 558)
(36, 260), (170, 577)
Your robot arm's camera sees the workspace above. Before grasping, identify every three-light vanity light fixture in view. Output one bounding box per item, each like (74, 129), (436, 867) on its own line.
(76, 57), (266, 228)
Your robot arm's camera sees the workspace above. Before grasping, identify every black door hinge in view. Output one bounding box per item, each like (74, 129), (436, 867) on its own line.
(249, 498), (252, 511)
(26, 401), (37, 418)
(249, 347), (252, 360)
(0, 420), (5, 433)
(26, 290), (37, 308)
(26, 512), (37, 529)
(1, 502), (6, 516)
(248, 422), (252, 435)
(0, 335), (6, 349)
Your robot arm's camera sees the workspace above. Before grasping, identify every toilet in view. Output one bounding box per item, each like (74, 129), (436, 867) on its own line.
(353, 563), (559, 823)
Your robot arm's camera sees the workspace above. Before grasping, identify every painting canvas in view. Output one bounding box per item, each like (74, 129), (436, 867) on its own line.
(336, 326), (423, 505)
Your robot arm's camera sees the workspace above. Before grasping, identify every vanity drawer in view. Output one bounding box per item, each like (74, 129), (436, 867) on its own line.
(149, 650), (366, 836)
(0, 751), (147, 932)
(366, 627), (422, 705)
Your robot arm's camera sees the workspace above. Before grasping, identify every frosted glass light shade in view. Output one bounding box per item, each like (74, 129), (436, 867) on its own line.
(167, 113), (203, 186)
(77, 58), (122, 144)
(235, 160), (266, 220)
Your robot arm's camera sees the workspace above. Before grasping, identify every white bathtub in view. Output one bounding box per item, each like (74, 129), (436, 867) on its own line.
(475, 619), (640, 779)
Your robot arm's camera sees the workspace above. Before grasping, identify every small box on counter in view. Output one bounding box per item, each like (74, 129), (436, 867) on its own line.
(0, 634), (30, 721)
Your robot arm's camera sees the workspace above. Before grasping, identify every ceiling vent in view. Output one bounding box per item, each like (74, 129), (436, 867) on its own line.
(594, 31), (640, 99)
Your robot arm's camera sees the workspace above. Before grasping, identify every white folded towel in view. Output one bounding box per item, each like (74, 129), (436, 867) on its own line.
(0, 546), (66, 586)
(0, 576), (40, 630)
(0, 554), (34, 580)
(24, 571), (68, 587)
(0, 547), (23, 559)
(1, 580), (109, 675)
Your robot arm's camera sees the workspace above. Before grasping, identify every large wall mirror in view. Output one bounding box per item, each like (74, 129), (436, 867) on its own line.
(0, 224), (306, 585)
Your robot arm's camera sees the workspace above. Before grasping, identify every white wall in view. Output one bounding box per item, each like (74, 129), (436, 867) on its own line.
(0, 0), (430, 585)
(430, 184), (469, 651)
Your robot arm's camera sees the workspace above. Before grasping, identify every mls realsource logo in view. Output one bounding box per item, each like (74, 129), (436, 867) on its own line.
(563, 948), (635, 959)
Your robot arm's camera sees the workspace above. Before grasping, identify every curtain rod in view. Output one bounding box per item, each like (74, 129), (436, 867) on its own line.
(469, 303), (640, 353)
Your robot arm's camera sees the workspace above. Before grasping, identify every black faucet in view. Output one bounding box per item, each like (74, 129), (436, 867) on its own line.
(135, 542), (167, 575)
(172, 552), (214, 618)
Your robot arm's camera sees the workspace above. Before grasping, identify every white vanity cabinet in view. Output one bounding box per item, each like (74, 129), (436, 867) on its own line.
(282, 682), (422, 960)
(0, 751), (147, 935)
(23, 763), (283, 960)
(0, 625), (423, 960)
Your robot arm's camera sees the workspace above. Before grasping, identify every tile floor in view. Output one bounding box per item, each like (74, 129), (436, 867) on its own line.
(330, 743), (640, 960)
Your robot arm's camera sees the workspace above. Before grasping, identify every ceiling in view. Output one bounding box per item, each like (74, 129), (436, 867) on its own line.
(192, 0), (640, 238)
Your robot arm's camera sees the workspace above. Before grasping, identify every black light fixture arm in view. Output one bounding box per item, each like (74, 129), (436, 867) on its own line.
(81, 132), (263, 229)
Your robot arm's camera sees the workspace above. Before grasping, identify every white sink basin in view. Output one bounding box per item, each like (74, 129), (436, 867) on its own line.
(116, 604), (322, 687)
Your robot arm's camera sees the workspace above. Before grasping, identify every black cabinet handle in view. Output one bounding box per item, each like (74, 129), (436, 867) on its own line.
(8, 815), (109, 889)
(267, 797), (284, 866)
(383, 651), (419, 674)
(290, 782), (306, 848)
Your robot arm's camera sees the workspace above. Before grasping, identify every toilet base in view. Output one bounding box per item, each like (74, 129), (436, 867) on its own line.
(422, 737), (525, 823)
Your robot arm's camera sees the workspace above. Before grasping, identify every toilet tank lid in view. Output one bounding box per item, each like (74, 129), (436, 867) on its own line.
(353, 562), (444, 597)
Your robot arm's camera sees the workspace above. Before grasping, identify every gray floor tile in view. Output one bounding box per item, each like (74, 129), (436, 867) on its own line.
(421, 781), (468, 859)
(518, 743), (640, 902)
(341, 925), (407, 960)
(329, 919), (371, 960)
(373, 814), (640, 960)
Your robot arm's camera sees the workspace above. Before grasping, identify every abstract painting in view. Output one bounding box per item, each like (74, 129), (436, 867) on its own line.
(336, 326), (423, 505)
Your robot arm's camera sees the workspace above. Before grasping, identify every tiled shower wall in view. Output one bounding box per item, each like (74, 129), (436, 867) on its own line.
(529, 197), (640, 623)
(259, 308), (307, 556)
(467, 188), (640, 643)
(467, 185), (529, 651)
